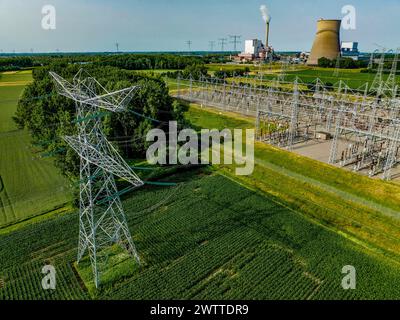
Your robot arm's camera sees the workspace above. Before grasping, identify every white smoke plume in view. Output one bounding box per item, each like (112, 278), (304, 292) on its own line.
(260, 5), (271, 23)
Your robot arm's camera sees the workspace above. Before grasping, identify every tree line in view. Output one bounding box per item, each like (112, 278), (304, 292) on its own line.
(0, 53), (229, 72)
(318, 57), (368, 69)
(0, 57), (36, 71)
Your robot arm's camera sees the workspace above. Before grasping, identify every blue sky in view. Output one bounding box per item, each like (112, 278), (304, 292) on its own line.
(0, 0), (399, 53)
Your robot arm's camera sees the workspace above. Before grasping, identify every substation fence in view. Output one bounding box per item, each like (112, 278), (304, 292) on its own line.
(172, 73), (400, 180)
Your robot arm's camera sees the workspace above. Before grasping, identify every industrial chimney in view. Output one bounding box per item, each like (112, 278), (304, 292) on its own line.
(307, 19), (341, 65)
(265, 21), (270, 48)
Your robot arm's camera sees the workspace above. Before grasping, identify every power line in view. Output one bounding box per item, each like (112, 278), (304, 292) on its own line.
(229, 35), (241, 51)
(209, 41), (216, 52)
(218, 38), (227, 52)
(186, 40), (192, 52)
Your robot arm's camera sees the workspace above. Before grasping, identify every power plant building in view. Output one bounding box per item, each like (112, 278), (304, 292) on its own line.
(245, 39), (264, 55)
(237, 39), (268, 62)
(307, 19), (341, 65)
(341, 41), (360, 60)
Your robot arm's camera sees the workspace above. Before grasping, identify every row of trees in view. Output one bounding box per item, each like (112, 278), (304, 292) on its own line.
(318, 57), (368, 69)
(361, 60), (400, 74)
(95, 54), (204, 70)
(94, 53), (232, 70)
(163, 64), (209, 80)
(0, 57), (35, 71)
(163, 66), (251, 81)
(0, 53), (229, 72)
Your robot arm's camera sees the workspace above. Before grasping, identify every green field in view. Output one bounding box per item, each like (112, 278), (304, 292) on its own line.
(207, 63), (289, 73)
(206, 63), (400, 90)
(0, 86), (26, 132)
(280, 68), (399, 89)
(232, 69), (399, 91)
(167, 74), (400, 265)
(0, 71), (72, 228)
(1, 102), (400, 300)
(1, 68), (400, 300)
(2, 168), (400, 300)
(185, 104), (400, 261)
(0, 70), (34, 84)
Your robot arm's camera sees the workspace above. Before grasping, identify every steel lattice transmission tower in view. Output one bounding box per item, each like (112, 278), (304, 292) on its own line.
(186, 40), (192, 52)
(367, 50), (379, 70)
(209, 41), (216, 52)
(333, 54), (341, 77)
(219, 38), (227, 52)
(50, 69), (144, 288)
(229, 35), (241, 51)
(385, 48), (400, 94)
(370, 49), (386, 94)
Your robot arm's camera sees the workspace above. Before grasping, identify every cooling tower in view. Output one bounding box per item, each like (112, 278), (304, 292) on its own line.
(307, 19), (341, 65)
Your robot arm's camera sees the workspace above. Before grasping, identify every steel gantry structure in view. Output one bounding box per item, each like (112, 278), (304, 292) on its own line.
(173, 56), (400, 180)
(50, 70), (144, 287)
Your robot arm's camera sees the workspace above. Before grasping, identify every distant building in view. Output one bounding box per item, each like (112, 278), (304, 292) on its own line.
(244, 39), (264, 55)
(341, 42), (360, 60)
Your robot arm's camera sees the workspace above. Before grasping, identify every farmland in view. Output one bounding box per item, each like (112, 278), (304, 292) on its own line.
(185, 104), (400, 261)
(1, 63), (400, 300)
(262, 68), (399, 89)
(1, 98), (400, 299)
(0, 71), (72, 228)
(204, 63), (400, 90)
(2, 168), (400, 299)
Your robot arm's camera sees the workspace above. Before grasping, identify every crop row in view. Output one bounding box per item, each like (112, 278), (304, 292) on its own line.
(0, 261), (87, 300)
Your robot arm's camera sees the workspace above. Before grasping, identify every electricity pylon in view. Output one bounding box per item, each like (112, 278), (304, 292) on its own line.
(333, 54), (341, 77)
(50, 69), (144, 288)
(370, 48), (386, 94)
(219, 38), (227, 51)
(229, 35), (241, 51)
(209, 41), (216, 52)
(385, 48), (399, 94)
(186, 40), (192, 52)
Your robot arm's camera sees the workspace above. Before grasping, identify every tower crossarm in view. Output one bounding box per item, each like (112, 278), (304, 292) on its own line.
(76, 87), (139, 112)
(64, 135), (144, 187)
(50, 71), (81, 100)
